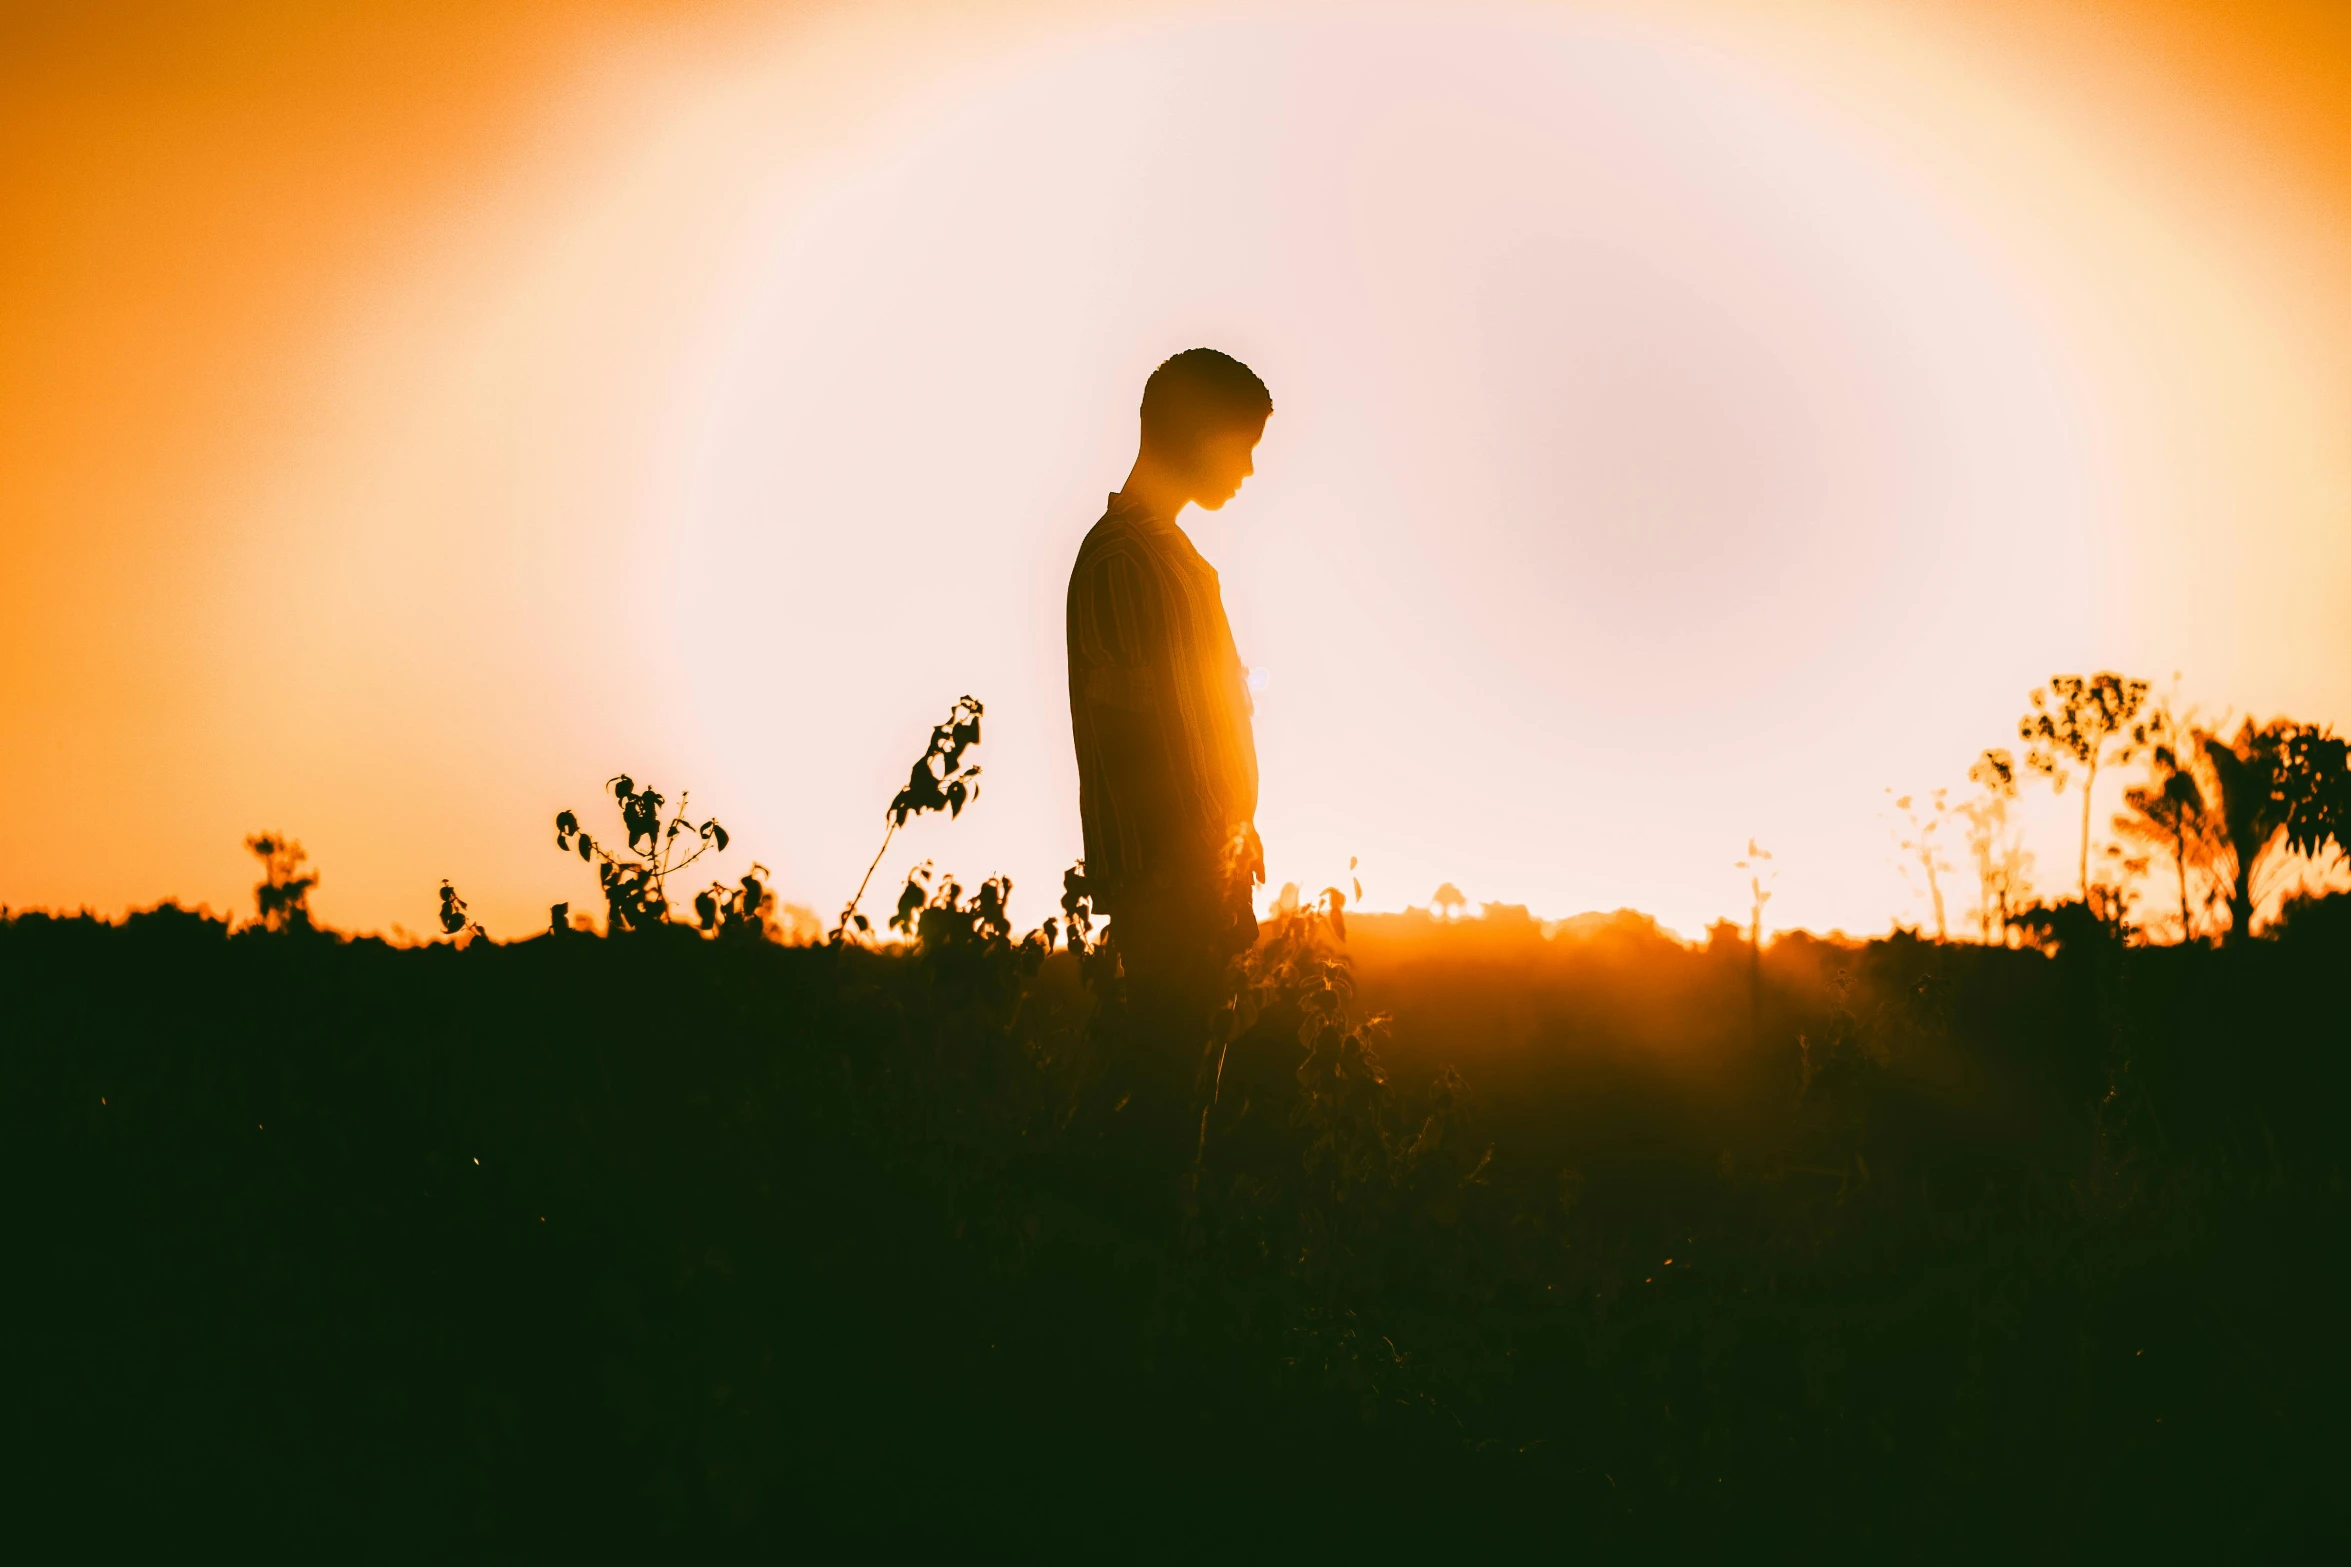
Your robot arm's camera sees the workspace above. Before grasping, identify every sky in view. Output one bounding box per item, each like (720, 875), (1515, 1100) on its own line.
(4, 0), (2348, 940)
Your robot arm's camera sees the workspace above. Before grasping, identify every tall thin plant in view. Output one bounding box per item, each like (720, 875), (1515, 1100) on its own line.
(836, 696), (985, 940)
(1887, 792), (1952, 941)
(1958, 749), (2031, 943)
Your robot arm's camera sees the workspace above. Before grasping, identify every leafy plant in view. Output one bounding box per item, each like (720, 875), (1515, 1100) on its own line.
(553, 776), (735, 934)
(889, 863), (1056, 973)
(836, 696), (984, 940)
(2277, 726), (2351, 864)
(693, 865), (775, 941)
(246, 833), (318, 933)
(1058, 862), (1097, 952)
(2198, 719), (2351, 942)
(436, 880), (486, 943)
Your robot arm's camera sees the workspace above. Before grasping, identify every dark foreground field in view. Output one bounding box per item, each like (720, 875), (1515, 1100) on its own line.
(5, 900), (2348, 1558)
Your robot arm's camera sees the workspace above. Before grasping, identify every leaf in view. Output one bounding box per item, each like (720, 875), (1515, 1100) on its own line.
(710, 823), (729, 851)
(579, 836), (593, 862)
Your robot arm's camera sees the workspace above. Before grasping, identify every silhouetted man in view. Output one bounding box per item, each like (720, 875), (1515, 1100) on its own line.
(1067, 349), (1270, 1038)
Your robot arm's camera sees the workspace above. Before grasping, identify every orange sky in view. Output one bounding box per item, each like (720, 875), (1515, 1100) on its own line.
(5, 0), (2348, 939)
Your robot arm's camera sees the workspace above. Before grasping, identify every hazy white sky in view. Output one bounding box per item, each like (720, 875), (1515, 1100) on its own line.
(6, 0), (2348, 937)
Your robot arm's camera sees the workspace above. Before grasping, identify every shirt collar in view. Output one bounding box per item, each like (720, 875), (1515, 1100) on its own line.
(1107, 490), (1178, 531)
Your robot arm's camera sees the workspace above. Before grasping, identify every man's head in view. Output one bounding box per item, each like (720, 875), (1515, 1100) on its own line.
(1137, 348), (1273, 511)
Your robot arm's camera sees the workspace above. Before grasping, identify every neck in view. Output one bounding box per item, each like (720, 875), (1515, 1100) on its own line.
(1115, 452), (1191, 524)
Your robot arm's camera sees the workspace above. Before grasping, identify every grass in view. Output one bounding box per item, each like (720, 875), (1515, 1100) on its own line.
(5, 895), (2347, 1558)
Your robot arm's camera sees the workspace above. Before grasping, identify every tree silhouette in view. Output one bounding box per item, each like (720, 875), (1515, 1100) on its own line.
(2277, 725), (2351, 867)
(1430, 882), (1466, 921)
(2113, 704), (2219, 944)
(246, 833), (317, 933)
(2018, 673), (2151, 900)
(2199, 719), (2351, 943)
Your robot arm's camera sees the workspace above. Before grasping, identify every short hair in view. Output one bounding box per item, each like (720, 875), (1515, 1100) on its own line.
(1138, 348), (1273, 452)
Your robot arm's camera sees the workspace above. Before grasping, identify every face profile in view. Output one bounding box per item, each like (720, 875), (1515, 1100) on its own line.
(1114, 347), (1277, 524)
(1181, 415), (1268, 511)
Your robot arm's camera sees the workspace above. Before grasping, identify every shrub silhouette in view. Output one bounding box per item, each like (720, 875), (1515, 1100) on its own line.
(553, 775), (737, 933)
(244, 832), (316, 932)
(691, 863), (775, 940)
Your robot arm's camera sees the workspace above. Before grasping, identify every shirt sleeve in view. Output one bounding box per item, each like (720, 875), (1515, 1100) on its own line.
(1071, 544), (1166, 713)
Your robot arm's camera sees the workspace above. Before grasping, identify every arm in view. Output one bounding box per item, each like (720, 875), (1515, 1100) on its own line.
(1070, 544), (1217, 866)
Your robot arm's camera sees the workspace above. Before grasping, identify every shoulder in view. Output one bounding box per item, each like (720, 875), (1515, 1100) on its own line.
(1073, 507), (1171, 578)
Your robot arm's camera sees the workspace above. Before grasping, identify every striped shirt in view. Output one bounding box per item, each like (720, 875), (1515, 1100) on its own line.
(1066, 493), (1260, 908)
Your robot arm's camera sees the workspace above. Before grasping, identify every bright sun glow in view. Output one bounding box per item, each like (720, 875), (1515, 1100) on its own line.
(659, 6), (2103, 938)
(4, 0), (2346, 938)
